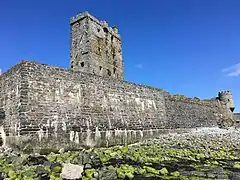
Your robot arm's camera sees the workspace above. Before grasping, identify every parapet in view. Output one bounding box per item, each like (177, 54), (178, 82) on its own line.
(164, 93), (216, 106)
(218, 90), (232, 96)
(70, 11), (97, 24)
(70, 11), (120, 39)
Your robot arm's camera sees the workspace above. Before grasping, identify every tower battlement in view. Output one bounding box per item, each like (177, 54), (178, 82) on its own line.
(218, 90), (235, 112)
(218, 90), (232, 96)
(70, 11), (120, 39)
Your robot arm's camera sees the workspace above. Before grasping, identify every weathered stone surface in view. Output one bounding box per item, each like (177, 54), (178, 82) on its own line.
(60, 163), (84, 179)
(0, 60), (234, 151)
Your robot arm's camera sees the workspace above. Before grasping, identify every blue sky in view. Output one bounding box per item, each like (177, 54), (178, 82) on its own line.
(1, 0), (240, 111)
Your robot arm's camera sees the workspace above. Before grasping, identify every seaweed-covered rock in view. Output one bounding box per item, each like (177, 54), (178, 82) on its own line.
(51, 162), (62, 173)
(97, 166), (118, 180)
(37, 166), (50, 180)
(24, 154), (48, 166)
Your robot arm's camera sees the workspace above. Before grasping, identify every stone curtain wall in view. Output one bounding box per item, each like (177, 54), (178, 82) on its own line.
(4, 61), (228, 151)
(9, 61), (167, 150)
(164, 95), (220, 129)
(0, 63), (22, 137)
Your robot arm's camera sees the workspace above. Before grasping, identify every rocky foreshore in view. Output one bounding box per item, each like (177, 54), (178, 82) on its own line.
(0, 127), (240, 180)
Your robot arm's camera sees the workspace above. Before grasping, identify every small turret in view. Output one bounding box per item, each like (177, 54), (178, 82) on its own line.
(218, 90), (235, 112)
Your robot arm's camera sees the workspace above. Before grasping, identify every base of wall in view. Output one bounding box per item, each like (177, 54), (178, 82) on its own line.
(5, 127), (219, 153)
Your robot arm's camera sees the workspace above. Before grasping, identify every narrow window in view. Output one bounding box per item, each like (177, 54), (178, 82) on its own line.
(111, 35), (114, 42)
(99, 66), (102, 70)
(103, 27), (108, 33)
(112, 48), (116, 59)
(107, 69), (111, 76)
(97, 28), (100, 32)
(80, 62), (84, 67)
(0, 108), (5, 120)
(113, 68), (116, 74)
(82, 51), (89, 55)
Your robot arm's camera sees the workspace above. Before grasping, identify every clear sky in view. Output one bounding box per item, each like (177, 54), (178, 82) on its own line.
(1, 0), (240, 111)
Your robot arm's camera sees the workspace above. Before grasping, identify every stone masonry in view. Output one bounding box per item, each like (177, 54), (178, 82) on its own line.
(0, 12), (236, 151)
(70, 12), (124, 80)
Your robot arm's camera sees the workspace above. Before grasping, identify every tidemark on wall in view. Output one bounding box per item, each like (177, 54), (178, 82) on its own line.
(0, 12), (236, 151)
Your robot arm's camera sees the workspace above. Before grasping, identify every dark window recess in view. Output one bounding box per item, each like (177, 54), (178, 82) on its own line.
(71, 65), (74, 68)
(106, 50), (108, 55)
(80, 62), (84, 67)
(107, 69), (111, 76)
(0, 108), (5, 120)
(112, 48), (116, 59)
(111, 36), (114, 42)
(99, 66), (102, 70)
(97, 29), (100, 32)
(103, 27), (108, 33)
(82, 51), (89, 55)
(113, 68), (116, 74)
(98, 47), (101, 52)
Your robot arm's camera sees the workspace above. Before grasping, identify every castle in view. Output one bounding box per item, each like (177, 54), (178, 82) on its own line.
(0, 12), (238, 151)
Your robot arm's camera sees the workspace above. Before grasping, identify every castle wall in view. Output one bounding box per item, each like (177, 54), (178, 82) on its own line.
(8, 61), (167, 150)
(164, 95), (220, 128)
(0, 63), (22, 137)
(4, 61), (229, 151)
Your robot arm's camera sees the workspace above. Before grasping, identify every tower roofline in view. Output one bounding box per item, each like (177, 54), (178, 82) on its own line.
(70, 11), (120, 39)
(218, 90), (232, 95)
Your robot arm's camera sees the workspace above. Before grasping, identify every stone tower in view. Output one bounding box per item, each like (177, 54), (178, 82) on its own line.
(70, 12), (124, 80)
(218, 90), (235, 112)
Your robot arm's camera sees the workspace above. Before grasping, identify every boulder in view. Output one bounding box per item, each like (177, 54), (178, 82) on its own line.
(60, 163), (84, 180)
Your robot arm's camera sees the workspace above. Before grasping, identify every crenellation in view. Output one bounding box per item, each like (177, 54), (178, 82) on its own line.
(70, 12), (120, 39)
